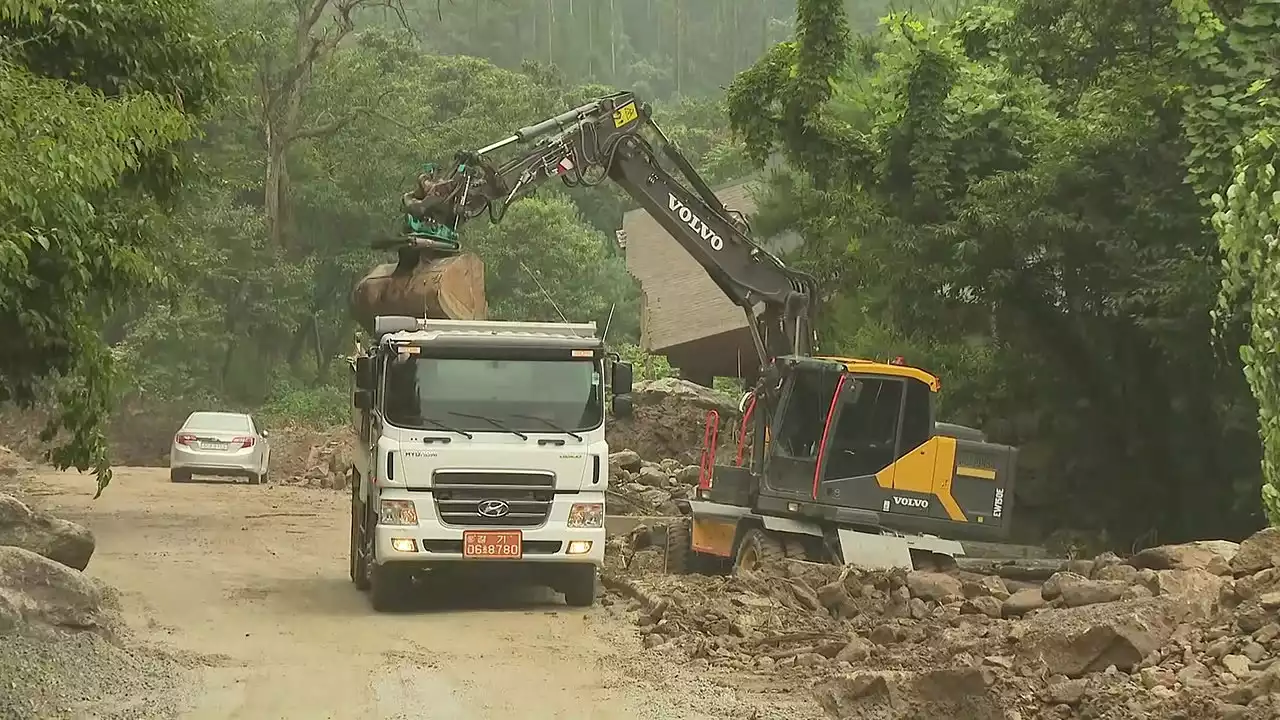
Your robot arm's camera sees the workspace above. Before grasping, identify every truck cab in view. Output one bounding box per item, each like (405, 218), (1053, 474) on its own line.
(347, 315), (633, 611)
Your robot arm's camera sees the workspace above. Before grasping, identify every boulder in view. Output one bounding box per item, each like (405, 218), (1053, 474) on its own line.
(906, 571), (963, 602)
(1016, 598), (1194, 677)
(609, 450), (641, 472)
(636, 466), (668, 488)
(1002, 588), (1046, 617)
(1130, 540), (1238, 576)
(1231, 528), (1280, 576)
(632, 378), (737, 416)
(1059, 578), (1128, 608)
(0, 545), (108, 632)
(0, 493), (95, 571)
(813, 668), (1003, 720)
(1152, 568), (1225, 614)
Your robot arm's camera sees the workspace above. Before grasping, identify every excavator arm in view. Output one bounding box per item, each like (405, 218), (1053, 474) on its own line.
(401, 91), (818, 373)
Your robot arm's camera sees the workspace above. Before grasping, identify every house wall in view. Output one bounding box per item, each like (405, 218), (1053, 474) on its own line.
(623, 182), (756, 355)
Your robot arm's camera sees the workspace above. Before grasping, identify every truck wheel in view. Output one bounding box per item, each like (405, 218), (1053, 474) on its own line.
(664, 519), (694, 575)
(562, 565), (597, 608)
(350, 479), (371, 590)
(733, 528), (784, 575)
(369, 563), (409, 612)
(169, 469), (190, 483)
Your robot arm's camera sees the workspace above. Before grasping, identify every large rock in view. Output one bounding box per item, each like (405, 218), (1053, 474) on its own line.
(1130, 540), (1238, 576)
(0, 545), (108, 631)
(813, 668), (1003, 720)
(1151, 568), (1225, 614)
(906, 571), (963, 602)
(1015, 598), (1196, 677)
(632, 378), (737, 416)
(0, 493), (95, 570)
(1231, 528), (1280, 576)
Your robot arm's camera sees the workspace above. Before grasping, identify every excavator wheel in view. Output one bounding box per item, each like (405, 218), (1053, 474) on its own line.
(664, 518), (731, 576)
(783, 537), (812, 562)
(664, 519), (695, 575)
(733, 528), (785, 575)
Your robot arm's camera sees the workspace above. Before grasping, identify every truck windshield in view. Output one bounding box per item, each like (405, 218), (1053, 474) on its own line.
(382, 356), (603, 433)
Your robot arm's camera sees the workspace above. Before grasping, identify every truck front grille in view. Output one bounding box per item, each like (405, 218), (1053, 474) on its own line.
(432, 471), (555, 528)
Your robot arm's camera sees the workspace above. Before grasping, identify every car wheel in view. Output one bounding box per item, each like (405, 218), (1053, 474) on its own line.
(561, 565), (598, 608)
(169, 469), (191, 483)
(247, 473), (261, 486)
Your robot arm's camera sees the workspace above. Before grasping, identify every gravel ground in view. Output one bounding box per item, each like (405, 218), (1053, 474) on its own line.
(0, 626), (185, 720)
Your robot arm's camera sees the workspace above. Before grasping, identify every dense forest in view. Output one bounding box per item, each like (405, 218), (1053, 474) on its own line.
(2, 0), (1279, 548)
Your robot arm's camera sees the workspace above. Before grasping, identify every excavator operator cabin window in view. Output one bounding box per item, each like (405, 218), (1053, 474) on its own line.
(824, 377), (905, 478)
(900, 379), (932, 452)
(776, 370), (838, 459)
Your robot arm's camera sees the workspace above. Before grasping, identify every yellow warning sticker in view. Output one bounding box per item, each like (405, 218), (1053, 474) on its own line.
(612, 101), (638, 128)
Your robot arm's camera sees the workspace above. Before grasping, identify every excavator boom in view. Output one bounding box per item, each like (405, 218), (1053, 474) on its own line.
(402, 91), (819, 374)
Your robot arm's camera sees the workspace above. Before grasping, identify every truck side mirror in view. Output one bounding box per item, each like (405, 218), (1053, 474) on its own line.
(611, 361), (633, 396)
(611, 395), (633, 418)
(353, 389), (372, 410)
(355, 356), (374, 390)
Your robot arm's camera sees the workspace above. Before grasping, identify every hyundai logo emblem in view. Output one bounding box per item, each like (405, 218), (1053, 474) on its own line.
(477, 500), (510, 518)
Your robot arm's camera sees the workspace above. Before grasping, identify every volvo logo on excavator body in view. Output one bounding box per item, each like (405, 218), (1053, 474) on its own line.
(667, 194), (724, 250)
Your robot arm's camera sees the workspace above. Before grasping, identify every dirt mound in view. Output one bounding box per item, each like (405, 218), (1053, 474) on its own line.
(0, 401), (191, 468)
(608, 378), (740, 466)
(266, 425), (356, 489)
(603, 530), (1280, 719)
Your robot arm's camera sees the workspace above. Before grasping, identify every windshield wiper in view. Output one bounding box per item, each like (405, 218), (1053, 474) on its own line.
(509, 413), (583, 441)
(417, 415), (473, 439)
(447, 411), (528, 440)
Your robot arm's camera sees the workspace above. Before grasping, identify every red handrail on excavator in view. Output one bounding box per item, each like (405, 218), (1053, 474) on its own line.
(698, 410), (720, 491)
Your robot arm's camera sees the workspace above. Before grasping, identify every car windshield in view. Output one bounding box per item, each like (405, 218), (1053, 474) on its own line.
(382, 356), (603, 433)
(185, 413), (251, 433)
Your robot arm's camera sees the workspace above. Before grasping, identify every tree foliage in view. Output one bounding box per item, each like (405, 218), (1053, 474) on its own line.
(0, 0), (224, 493)
(727, 0), (1274, 542)
(1173, 0), (1280, 523)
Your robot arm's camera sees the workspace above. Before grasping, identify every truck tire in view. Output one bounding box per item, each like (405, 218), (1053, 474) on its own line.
(350, 478), (371, 590)
(562, 565), (597, 608)
(369, 563), (409, 612)
(733, 528), (784, 575)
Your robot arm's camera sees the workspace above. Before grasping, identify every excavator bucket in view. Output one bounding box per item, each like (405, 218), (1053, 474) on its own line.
(351, 252), (487, 334)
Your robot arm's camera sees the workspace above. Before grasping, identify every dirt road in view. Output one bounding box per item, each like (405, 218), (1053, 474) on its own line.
(20, 466), (825, 720)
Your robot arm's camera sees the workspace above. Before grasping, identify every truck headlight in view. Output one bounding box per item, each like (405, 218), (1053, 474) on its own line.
(568, 502), (603, 528)
(378, 499), (418, 526)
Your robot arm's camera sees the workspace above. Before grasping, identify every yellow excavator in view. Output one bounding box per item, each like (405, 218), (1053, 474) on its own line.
(355, 90), (1018, 572)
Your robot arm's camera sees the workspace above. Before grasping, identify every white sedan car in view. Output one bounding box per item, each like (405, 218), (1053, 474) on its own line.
(169, 411), (271, 485)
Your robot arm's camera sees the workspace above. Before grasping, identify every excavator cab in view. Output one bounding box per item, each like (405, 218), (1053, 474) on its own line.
(701, 357), (1017, 544)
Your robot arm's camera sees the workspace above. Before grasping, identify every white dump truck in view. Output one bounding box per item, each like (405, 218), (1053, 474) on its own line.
(347, 315), (634, 611)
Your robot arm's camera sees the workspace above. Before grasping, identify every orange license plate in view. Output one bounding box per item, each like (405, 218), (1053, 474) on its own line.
(462, 530), (522, 559)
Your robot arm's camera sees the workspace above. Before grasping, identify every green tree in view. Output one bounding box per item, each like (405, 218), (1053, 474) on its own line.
(0, 0), (224, 493)
(727, 0), (1264, 543)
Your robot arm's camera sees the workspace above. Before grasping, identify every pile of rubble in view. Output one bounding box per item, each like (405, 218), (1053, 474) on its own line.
(606, 450), (703, 516)
(603, 528), (1280, 719)
(265, 426), (357, 490)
